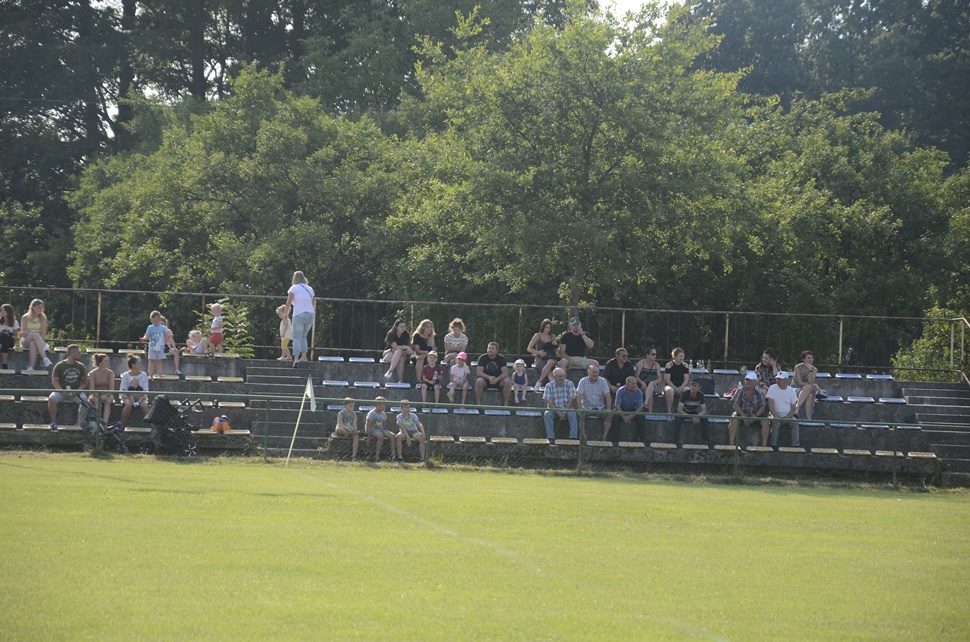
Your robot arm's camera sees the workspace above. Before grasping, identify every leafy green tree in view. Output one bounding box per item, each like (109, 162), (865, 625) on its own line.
(379, 2), (746, 308)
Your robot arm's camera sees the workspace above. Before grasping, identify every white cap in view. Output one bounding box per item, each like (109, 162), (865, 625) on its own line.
(775, 370), (789, 379)
(744, 372), (757, 381)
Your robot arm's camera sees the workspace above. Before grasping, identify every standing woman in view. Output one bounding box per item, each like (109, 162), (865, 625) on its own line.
(0, 303), (20, 370)
(20, 298), (53, 371)
(411, 319), (436, 383)
(286, 271), (315, 367)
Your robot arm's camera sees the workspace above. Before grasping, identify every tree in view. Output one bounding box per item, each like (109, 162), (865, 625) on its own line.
(378, 2), (746, 308)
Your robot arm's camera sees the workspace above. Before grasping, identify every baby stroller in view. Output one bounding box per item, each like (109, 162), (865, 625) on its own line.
(143, 395), (203, 456)
(78, 393), (129, 454)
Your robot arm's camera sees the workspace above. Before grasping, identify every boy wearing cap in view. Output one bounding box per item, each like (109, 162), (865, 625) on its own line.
(729, 371), (769, 446)
(767, 370), (800, 448)
(558, 317), (596, 370)
(676, 379), (712, 447)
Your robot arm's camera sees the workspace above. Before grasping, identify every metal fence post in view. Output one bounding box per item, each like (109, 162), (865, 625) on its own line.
(891, 426), (898, 490)
(723, 313), (730, 368)
(951, 321), (956, 382)
(578, 410), (585, 472)
(263, 402), (270, 462)
(424, 409), (432, 467)
(96, 292), (102, 348)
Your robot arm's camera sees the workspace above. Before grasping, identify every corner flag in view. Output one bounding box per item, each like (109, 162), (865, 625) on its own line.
(305, 375), (316, 412)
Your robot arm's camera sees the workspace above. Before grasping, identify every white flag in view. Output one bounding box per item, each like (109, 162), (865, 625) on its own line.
(305, 375), (316, 412)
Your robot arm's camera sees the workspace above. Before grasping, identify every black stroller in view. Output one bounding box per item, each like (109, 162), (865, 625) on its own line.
(78, 393), (129, 454)
(143, 395), (203, 457)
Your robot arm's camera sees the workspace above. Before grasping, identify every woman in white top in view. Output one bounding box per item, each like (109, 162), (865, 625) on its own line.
(120, 355), (150, 428)
(285, 271), (315, 367)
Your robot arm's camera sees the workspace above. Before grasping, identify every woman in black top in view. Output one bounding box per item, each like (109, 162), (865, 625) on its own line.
(411, 319), (436, 383)
(663, 347), (691, 414)
(382, 319), (413, 383)
(526, 318), (559, 387)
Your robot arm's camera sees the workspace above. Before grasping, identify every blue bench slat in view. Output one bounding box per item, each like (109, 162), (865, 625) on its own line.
(835, 373), (863, 379)
(484, 409), (511, 416)
(318, 356), (344, 362)
(708, 417), (729, 424)
(897, 425), (921, 431)
(867, 374), (894, 381)
(385, 382), (411, 389)
(421, 408), (449, 414)
(515, 410), (542, 417)
(323, 380), (349, 387)
(645, 415), (668, 421)
(879, 397), (907, 404)
(453, 408), (480, 415)
(359, 405), (375, 412)
(713, 369), (739, 375)
(847, 396), (876, 403)
(326, 404), (344, 411)
(353, 381), (380, 388)
(815, 372), (832, 378)
(798, 421), (825, 427)
(349, 357), (375, 363)
(819, 395), (844, 402)
(862, 424), (890, 430)
(831, 423), (858, 429)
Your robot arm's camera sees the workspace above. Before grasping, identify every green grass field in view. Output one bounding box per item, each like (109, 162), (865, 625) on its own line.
(2, 453), (968, 640)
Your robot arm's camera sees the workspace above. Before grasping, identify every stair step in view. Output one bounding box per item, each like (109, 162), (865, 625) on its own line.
(943, 458), (970, 473)
(914, 414), (970, 427)
(904, 396), (970, 407)
(899, 382), (969, 392)
(930, 444), (970, 459)
(921, 430), (970, 446)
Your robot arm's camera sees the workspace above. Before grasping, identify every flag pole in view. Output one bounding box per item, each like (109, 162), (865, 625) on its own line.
(285, 375), (315, 467)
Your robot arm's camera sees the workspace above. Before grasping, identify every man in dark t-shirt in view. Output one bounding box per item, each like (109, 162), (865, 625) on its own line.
(48, 345), (89, 430)
(474, 341), (512, 406)
(603, 347), (635, 394)
(558, 317), (596, 370)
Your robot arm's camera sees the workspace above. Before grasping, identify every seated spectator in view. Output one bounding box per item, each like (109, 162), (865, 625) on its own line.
(511, 359), (529, 404)
(382, 319), (413, 383)
(183, 330), (208, 355)
(728, 372), (768, 446)
(411, 319), (436, 384)
(334, 397), (361, 459)
(47, 345), (88, 430)
(543, 367), (577, 441)
(421, 351), (443, 403)
(474, 342), (512, 406)
(0, 303), (19, 370)
(634, 346), (662, 412)
(663, 347), (690, 413)
(86, 353), (116, 424)
(754, 347), (782, 395)
(767, 371), (800, 448)
(394, 400), (426, 462)
(120, 355), (149, 428)
(527, 318), (559, 387)
(613, 376), (645, 441)
(793, 349), (824, 420)
(442, 318), (468, 366)
(447, 352), (471, 404)
(365, 396), (395, 462)
(603, 347), (635, 395)
(20, 298), (52, 371)
(577, 363), (613, 441)
(558, 317), (596, 370)
(675, 379), (711, 447)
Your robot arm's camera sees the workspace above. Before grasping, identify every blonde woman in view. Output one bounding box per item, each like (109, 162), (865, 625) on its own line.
(285, 271), (315, 367)
(20, 298), (52, 371)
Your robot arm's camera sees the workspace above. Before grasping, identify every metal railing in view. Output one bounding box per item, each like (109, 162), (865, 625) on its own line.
(0, 285), (966, 380)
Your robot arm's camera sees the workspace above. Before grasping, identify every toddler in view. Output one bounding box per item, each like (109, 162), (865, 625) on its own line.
(511, 358), (529, 404)
(421, 351), (443, 403)
(447, 352), (471, 404)
(160, 316), (181, 375)
(142, 310), (168, 378)
(183, 330), (208, 355)
(207, 303), (224, 354)
(276, 304), (292, 361)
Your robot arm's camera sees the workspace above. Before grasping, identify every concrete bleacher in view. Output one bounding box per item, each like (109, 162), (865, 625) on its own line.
(0, 351), (967, 482)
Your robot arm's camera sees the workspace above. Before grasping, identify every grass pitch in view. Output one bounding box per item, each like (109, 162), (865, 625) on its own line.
(1, 453), (968, 640)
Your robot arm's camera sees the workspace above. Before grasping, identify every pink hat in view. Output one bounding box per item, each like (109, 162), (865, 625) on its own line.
(457, 352), (467, 360)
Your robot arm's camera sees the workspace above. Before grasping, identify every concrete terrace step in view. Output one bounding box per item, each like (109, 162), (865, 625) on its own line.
(904, 396), (970, 406)
(908, 404), (970, 416)
(901, 388), (970, 399)
(914, 414), (970, 428)
(930, 444), (970, 460)
(942, 459), (970, 473)
(898, 381), (969, 391)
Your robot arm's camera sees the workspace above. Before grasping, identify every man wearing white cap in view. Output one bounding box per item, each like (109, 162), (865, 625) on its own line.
(767, 370), (800, 448)
(728, 371), (768, 446)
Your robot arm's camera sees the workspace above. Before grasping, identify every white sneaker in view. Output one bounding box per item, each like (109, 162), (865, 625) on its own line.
(24, 366), (33, 372)
(43, 357), (53, 368)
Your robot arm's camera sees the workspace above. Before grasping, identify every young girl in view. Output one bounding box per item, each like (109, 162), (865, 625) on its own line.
(394, 400), (425, 462)
(276, 305), (292, 361)
(511, 358), (529, 404)
(382, 319), (413, 383)
(442, 318), (468, 366)
(20, 298), (52, 371)
(120, 354), (149, 428)
(365, 396), (396, 462)
(87, 353), (116, 423)
(183, 330), (208, 356)
(447, 352), (471, 404)
(794, 349), (824, 420)
(527, 318), (559, 387)
(634, 346), (663, 412)
(160, 316), (181, 375)
(663, 347), (691, 413)
(0, 303), (19, 370)
(421, 351), (443, 403)
(334, 397), (361, 459)
(207, 303), (224, 354)
(411, 319), (436, 383)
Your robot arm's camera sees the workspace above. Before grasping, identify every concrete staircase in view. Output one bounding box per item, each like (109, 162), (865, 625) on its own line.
(903, 382), (970, 486)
